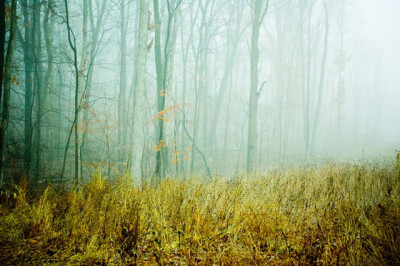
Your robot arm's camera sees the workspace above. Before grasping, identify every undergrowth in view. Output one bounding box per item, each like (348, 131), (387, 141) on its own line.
(0, 161), (399, 264)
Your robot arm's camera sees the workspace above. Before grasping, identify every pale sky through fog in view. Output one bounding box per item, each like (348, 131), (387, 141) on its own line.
(358, 0), (400, 142)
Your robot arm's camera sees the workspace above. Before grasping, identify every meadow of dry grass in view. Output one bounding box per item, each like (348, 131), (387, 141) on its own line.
(0, 160), (399, 265)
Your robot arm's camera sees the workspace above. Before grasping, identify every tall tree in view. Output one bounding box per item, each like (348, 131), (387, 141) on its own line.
(33, 0), (43, 181)
(118, 0), (127, 166)
(130, 0), (149, 183)
(79, 0), (89, 113)
(79, 0), (107, 175)
(246, 0), (269, 172)
(178, 1), (198, 176)
(43, 0), (56, 166)
(0, 0), (17, 177)
(153, 0), (182, 180)
(83, 0), (107, 124)
(61, 0), (80, 185)
(335, 0), (346, 154)
(21, 0), (34, 175)
(153, 0), (164, 179)
(310, 3), (329, 155)
(190, 0), (212, 174)
(209, 1), (243, 149)
(0, 0), (5, 105)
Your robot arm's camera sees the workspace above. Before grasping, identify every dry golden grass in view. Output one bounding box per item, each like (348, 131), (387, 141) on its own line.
(0, 161), (399, 264)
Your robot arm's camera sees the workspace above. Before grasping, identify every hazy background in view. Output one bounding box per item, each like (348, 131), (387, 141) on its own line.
(3, 0), (400, 183)
(358, 0), (400, 143)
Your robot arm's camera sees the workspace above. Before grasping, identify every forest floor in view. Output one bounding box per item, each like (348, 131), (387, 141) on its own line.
(0, 160), (400, 265)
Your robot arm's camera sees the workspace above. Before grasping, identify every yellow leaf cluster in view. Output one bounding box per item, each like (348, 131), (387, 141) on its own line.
(149, 104), (181, 124)
(154, 140), (164, 152)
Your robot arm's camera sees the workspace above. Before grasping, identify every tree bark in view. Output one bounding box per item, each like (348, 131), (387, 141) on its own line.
(0, 0), (17, 177)
(33, 0), (43, 182)
(130, 0), (149, 183)
(118, 0), (127, 166)
(61, 0), (80, 186)
(43, 0), (56, 168)
(209, 3), (242, 148)
(0, 0), (5, 105)
(154, 0), (181, 180)
(153, 0), (164, 180)
(310, 4), (329, 156)
(247, 0), (269, 172)
(22, 0), (34, 175)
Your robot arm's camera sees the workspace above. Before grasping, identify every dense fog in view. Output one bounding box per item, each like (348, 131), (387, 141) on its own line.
(1, 0), (399, 184)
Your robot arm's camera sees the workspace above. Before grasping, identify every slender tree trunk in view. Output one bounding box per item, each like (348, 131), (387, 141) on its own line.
(79, 0), (89, 107)
(246, 14), (260, 172)
(305, 4), (314, 158)
(209, 5), (241, 147)
(310, 4), (329, 156)
(274, 8), (285, 164)
(199, 1), (215, 152)
(81, 0), (107, 166)
(44, 0), (55, 169)
(223, 66), (234, 169)
(154, 0), (181, 180)
(33, 0), (43, 181)
(190, 0), (210, 174)
(0, 0), (5, 105)
(190, 50), (201, 174)
(84, 0), (107, 124)
(299, 1), (306, 159)
(118, 0), (127, 166)
(78, 0), (89, 181)
(179, 2), (198, 176)
(164, 2), (180, 176)
(130, 0), (149, 184)
(62, 0), (80, 185)
(247, 0), (269, 172)
(22, 0), (34, 175)
(0, 0), (17, 177)
(336, 0), (345, 155)
(153, 0), (164, 180)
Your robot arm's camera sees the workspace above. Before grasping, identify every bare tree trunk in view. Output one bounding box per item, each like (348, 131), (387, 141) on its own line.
(154, 0), (182, 180)
(130, 0), (149, 184)
(61, 0), (80, 186)
(84, 0), (107, 124)
(165, 2), (180, 176)
(247, 0), (269, 172)
(209, 2), (242, 148)
(79, 0), (89, 109)
(190, 0), (210, 174)
(199, 0), (215, 152)
(78, 0), (89, 181)
(274, 8), (285, 164)
(179, 2), (198, 176)
(0, 0), (5, 105)
(336, 0), (345, 155)
(43, 0), (56, 171)
(310, 4), (329, 156)
(305, 3), (314, 158)
(33, 0), (43, 182)
(223, 65), (235, 170)
(0, 0), (17, 177)
(190, 51), (201, 174)
(299, 0), (306, 159)
(80, 0), (107, 167)
(118, 0), (127, 166)
(153, 0), (164, 180)
(21, 0), (34, 175)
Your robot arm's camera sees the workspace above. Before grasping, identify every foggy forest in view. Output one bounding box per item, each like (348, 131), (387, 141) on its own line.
(0, 0), (399, 264)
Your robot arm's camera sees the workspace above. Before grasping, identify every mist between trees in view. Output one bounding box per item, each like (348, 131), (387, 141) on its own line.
(0, 0), (399, 186)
